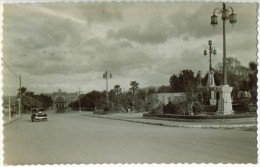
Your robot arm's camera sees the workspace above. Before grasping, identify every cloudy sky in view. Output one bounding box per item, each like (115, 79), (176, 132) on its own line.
(1, 1), (258, 96)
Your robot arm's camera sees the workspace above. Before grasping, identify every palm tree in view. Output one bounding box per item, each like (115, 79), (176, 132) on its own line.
(114, 85), (122, 96)
(129, 81), (139, 107)
(114, 85), (122, 106)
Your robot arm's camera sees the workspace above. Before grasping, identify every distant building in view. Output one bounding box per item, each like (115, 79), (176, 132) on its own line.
(44, 89), (81, 109)
(154, 93), (186, 105)
(236, 91), (251, 99)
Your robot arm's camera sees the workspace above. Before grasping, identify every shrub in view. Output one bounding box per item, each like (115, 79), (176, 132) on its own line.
(103, 106), (109, 112)
(163, 102), (177, 114)
(203, 105), (217, 113)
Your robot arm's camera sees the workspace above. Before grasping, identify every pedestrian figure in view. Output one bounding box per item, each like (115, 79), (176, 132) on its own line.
(122, 107), (126, 113)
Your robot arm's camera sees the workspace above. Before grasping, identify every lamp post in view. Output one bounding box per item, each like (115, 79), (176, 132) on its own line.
(103, 70), (112, 104)
(204, 40), (217, 87)
(211, 2), (237, 85)
(204, 40), (217, 105)
(204, 40), (217, 72)
(211, 2), (237, 115)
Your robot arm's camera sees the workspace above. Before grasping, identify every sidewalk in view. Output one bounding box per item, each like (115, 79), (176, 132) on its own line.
(82, 112), (257, 129)
(2, 114), (21, 126)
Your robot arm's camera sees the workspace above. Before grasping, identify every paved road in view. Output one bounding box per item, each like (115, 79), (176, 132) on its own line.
(3, 109), (257, 165)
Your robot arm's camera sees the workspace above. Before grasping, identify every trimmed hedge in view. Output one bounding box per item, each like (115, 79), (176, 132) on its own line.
(202, 105), (217, 113)
(143, 113), (256, 119)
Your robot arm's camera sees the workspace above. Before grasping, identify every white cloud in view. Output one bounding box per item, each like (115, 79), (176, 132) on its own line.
(2, 2), (257, 96)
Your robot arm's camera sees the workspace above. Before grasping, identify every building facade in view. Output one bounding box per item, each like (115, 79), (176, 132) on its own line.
(154, 93), (186, 105)
(45, 89), (79, 109)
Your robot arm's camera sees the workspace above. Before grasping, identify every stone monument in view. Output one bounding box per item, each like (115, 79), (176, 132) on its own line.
(207, 70), (217, 105)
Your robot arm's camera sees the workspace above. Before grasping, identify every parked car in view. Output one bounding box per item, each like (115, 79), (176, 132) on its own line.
(31, 110), (47, 122)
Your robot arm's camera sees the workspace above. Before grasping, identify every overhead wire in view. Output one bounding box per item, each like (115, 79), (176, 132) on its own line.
(1, 58), (19, 79)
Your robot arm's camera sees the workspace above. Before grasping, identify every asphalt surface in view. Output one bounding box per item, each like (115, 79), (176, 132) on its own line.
(3, 109), (258, 165)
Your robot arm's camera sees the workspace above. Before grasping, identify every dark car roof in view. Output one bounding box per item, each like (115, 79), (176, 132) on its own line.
(32, 108), (44, 111)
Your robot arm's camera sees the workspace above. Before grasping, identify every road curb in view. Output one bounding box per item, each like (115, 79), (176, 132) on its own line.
(84, 114), (257, 129)
(3, 116), (22, 126)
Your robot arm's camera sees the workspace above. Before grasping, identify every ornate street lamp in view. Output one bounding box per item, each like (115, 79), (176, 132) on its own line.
(211, 3), (237, 115)
(204, 40), (217, 72)
(103, 70), (112, 104)
(211, 3), (237, 85)
(204, 40), (217, 105)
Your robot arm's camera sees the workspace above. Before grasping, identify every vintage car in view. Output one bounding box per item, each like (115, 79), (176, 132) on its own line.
(31, 109), (47, 122)
(31, 108), (44, 113)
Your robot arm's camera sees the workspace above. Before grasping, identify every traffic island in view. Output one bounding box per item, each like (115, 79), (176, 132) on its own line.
(143, 113), (256, 120)
(83, 112), (257, 130)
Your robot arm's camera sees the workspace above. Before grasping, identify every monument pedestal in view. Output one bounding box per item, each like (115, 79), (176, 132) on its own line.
(209, 99), (217, 105)
(209, 89), (216, 105)
(217, 85), (234, 115)
(207, 70), (217, 105)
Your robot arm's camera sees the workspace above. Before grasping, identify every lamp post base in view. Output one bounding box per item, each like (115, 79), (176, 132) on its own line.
(217, 85), (234, 115)
(209, 88), (216, 105)
(210, 99), (217, 105)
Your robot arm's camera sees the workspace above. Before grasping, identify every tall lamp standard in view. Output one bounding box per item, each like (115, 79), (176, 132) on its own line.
(204, 40), (217, 71)
(211, 2), (237, 115)
(103, 70), (112, 104)
(204, 40), (217, 105)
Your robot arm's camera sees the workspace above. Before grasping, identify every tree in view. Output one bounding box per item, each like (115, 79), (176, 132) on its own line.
(195, 71), (202, 86)
(215, 57), (248, 91)
(249, 61), (257, 71)
(114, 85), (122, 105)
(69, 90), (106, 110)
(84, 90), (105, 110)
(169, 69), (196, 92)
(135, 89), (147, 112)
(25, 91), (34, 97)
(214, 58), (257, 107)
(17, 87), (27, 98)
(129, 81), (139, 109)
(247, 61), (257, 104)
(147, 88), (156, 95)
(112, 85), (123, 111)
(114, 85), (122, 96)
(16, 87), (45, 112)
(37, 94), (53, 109)
(108, 89), (116, 102)
(157, 85), (171, 93)
(213, 70), (222, 86)
(119, 91), (132, 110)
(129, 81), (139, 94)
(169, 74), (180, 92)
(169, 69), (203, 114)
(137, 89), (146, 101)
